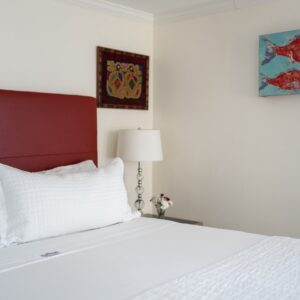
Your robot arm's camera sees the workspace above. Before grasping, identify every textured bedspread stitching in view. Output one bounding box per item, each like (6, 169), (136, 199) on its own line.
(131, 236), (300, 300)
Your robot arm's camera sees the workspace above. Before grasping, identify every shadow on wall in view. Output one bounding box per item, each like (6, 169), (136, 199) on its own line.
(107, 130), (119, 159)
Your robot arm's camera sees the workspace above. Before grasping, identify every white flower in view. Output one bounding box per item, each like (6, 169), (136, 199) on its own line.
(160, 199), (170, 210)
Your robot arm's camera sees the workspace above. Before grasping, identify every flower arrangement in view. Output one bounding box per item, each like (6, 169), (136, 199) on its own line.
(150, 194), (173, 218)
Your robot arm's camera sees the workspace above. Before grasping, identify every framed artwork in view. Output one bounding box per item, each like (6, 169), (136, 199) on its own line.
(97, 47), (149, 109)
(259, 29), (300, 97)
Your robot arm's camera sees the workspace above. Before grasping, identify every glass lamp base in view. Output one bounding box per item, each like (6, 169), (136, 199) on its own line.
(135, 199), (145, 213)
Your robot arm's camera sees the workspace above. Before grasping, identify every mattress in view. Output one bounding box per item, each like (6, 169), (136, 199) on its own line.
(0, 217), (265, 300)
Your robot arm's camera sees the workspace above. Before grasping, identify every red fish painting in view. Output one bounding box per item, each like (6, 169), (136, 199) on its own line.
(262, 36), (300, 65)
(260, 69), (300, 91)
(259, 29), (300, 96)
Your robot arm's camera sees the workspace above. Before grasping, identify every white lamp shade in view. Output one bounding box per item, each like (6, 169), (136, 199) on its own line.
(117, 129), (163, 162)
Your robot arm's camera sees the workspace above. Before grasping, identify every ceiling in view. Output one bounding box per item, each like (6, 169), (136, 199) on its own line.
(104, 0), (232, 14)
(74, 0), (276, 22)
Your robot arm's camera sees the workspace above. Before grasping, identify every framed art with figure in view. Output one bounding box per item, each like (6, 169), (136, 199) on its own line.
(97, 47), (149, 110)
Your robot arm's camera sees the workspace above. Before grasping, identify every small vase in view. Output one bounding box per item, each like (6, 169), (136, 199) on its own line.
(156, 207), (166, 218)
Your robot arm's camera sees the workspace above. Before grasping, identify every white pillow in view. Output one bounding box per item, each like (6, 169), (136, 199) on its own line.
(40, 160), (96, 175)
(0, 160), (96, 245)
(0, 158), (132, 244)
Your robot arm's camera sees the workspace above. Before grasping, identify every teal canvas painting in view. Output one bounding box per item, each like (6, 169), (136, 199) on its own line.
(259, 29), (300, 97)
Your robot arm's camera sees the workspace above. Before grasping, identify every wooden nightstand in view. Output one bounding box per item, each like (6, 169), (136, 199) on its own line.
(143, 214), (203, 226)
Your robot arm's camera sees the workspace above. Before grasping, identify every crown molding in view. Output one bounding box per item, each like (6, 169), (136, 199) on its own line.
(65, 0), (153, 22)
(155, 0), (235, 24)
(62, 0), (276, 25)
(155, 0), (277, 24)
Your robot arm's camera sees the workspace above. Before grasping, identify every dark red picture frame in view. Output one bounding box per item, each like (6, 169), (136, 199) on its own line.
(97, 47), (149, 110)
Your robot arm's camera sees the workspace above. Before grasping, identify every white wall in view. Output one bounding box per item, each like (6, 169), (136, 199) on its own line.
(0, 0), (153, 211)
(154, 0), (300, 237)
(1, 0), (299, 237)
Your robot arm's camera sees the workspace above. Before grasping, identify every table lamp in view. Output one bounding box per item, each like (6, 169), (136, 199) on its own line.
(117, 128), (163, 213)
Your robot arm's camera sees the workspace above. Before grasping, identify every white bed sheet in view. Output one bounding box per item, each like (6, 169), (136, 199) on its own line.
(0, 217), (264, 300)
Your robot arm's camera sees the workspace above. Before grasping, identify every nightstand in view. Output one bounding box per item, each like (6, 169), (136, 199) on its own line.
(143, 214), (203, 226)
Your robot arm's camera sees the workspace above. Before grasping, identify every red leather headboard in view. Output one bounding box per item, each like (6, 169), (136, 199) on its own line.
(0, 89), (97, 171)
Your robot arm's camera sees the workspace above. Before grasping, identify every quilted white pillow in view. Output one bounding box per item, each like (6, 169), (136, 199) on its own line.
(0, 160), (96, 246)
(40, 160), (96, 175)
(1, 158), (132, 244)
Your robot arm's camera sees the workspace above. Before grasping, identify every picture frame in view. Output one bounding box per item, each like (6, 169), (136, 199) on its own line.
(259, 29), (300, 97)
(96, 47), (149, 110)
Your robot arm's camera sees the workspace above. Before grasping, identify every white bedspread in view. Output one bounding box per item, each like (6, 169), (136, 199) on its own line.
(0, 217), (269, 300)
(133, 236), (300, 300)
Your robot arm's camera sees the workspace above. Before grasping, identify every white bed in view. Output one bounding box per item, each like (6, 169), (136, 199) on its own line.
(0, 90), (299, 300)
(0, 217), (269, 300)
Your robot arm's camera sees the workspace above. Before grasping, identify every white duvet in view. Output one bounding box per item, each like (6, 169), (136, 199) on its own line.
(0, 217), (298, 300)
(133, 236), (300, 300)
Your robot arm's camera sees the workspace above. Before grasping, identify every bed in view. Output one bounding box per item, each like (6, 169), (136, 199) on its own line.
(0, 89), (299, 300)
